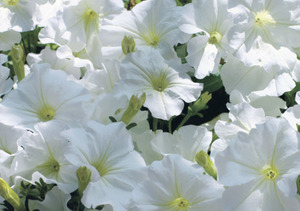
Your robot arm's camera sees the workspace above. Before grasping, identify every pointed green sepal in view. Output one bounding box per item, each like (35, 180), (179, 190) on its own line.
(195, 150), (217, 180)
(11, 44), (25, 82)
(0, 178), (25, 211)
(122, 36), (136, 55)
(76, 166), (92, 198)
(188, 92), (212, 114)
(121, 93), (146, 125)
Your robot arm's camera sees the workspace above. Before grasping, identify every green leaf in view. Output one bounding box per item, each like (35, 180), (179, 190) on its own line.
(197, 74), (224, 93)
(174, 43), (187, 64)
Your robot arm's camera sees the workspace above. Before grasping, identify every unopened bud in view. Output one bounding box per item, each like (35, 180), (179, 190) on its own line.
(11, 44), (25, 82)
(195, 150), (217, 180)
(76, 166), (92, 198)
(0, 178), (25, 211)
(121, 93), (146, 125)
(189, 92), (212, 114)
(122, 36), (135, 55)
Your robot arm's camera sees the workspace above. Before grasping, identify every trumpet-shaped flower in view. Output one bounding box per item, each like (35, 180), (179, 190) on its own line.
(215, 118), (300, 210)
(129, 154), (224, 210)
(215, 102), (266, 143)
(39, 0), (124, 68)
(27, 46), (93, 79)
(228, 90), (286, 117)
(179, 0), (232, 79)
(101, 0), (190, 60)
(228, 0), (300, 68)
(220, 54), (295, 97)
(114, 49), (202, 120)
(62, 121), (146, 210)
(0, 64), (90, 130)
(11, 121), (78, 193)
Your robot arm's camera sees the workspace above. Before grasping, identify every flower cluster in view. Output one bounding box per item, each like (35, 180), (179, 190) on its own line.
(1, 0), (300, 210)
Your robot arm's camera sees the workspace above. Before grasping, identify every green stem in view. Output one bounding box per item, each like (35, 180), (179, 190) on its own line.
(153, 118), (158, 132)
(176, 112), (192, 130)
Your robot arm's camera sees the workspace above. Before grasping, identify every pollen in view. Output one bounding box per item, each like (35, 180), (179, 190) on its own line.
(261, 165), (279, 180)
(254, 10), (276, 27)
(208, 31), (222, 45)
(170, 197), (190, 210)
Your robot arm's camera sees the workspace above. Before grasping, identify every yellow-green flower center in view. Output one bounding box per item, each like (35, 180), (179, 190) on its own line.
(208, 31), (222, 45)
(151, 72), (169, 92)
(261, 166), (279, 180)
(144, 31), (160, 47)
(169, 197), (190, 211)
(83, 9), (99, 32)
(254, 10), (276, 27)
(5, 0), (18, 6)
(84, 9), (98, 19)
(36, 157), (60, 178)
(37, 104), (56, 122)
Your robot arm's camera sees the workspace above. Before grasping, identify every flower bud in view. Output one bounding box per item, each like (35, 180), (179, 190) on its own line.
(122, 36), (136, 55)
(0, 178), (25, 211)
(188, 92), (212, 114)
(76, 166), (92, 198)
(195, 150), (217, 180)
(11, 44), (25, 82)
(121, 93), (146, 125)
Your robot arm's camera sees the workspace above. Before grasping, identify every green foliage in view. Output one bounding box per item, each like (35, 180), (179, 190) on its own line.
(19, 178), (56, 210)
(197, 74), (224, 93)
(174, 43), (188, 64)
(283, 82), (300, 108)
(175, 0), (192, 6)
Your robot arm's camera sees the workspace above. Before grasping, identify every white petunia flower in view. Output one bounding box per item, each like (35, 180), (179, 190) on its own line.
(228, 0), (300, 68)
(215, 102), (266, 143)
(179, 0), (232, 79)
(39, 0), (124, 68)
(27, 45), (93, 79)
(114, 49), (202, 120)
(129, 154), (224, 210)
(220, 54), (295, 97)
(101, 0), (190, 60)
(11, 121), (78, 193)
(228, 90), (286, 117)
(79, 59), (121, 97)
(62, 121), (146, 210)
(212, 102), (267, 156)
(151, 125), (212, 162)
(215, 118), (300, 210)
(0, 64), (90, 130)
